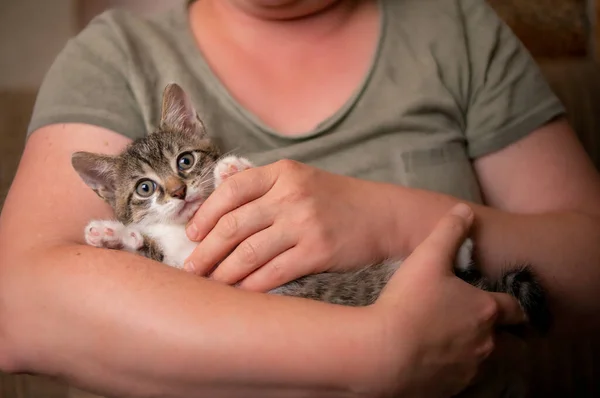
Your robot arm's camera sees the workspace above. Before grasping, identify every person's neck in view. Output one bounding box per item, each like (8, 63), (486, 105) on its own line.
(190, 0), (364, 49)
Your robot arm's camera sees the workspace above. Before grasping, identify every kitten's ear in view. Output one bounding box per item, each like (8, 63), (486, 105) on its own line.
(160, 83), (207, 136)
(71, 152), (118, 204)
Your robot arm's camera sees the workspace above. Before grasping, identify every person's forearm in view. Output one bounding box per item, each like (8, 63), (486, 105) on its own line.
(0, 244), (380, 398)
(382, 184), (600, 319)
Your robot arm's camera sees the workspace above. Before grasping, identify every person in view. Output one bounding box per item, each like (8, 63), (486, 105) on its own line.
(0, 0), (599, 396)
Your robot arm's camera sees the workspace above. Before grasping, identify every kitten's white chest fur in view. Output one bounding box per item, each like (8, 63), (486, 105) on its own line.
(142, 224), (196, 268)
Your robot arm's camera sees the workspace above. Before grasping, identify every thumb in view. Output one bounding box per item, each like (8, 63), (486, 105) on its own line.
(489, 292), (527, 325)
(409, 203), (475, 272)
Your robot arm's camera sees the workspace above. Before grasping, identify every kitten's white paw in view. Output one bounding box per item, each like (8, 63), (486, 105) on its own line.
(455, 238), (474, 271)
(85, 220), (143, 252)
(213, 156), (254, 187)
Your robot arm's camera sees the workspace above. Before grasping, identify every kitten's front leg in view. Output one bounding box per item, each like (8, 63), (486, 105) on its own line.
(213, 155), (254, 188)
(84, 220), (144, 254)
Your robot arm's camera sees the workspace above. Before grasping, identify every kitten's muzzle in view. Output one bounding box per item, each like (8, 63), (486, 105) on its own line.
(165, 177), (187, 200)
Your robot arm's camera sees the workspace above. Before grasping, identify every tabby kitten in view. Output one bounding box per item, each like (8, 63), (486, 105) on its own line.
(72, 83), (550, 333)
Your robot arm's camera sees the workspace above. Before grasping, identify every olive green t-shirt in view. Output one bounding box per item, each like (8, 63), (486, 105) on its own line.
(28, 0), (564, 204)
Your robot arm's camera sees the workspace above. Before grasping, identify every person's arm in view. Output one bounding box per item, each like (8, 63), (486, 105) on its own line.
(390, 118), (600, 320)
(0, 124), (382, 398)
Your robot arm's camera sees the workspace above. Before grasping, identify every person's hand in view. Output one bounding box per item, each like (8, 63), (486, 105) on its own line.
(361, 203), (526, 398)
(184, 159), (396, 291)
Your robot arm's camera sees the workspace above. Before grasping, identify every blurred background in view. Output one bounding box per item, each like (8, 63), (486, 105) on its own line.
(1, 0), (600, 397)
(0, 0), (171, 210)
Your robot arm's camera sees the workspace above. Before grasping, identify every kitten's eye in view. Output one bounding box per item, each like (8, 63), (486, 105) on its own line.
(135, 179), (156, 198)
(177, 152), (195, 171)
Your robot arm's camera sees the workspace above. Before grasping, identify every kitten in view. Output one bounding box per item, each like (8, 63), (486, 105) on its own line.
(71, 83), (551, 334)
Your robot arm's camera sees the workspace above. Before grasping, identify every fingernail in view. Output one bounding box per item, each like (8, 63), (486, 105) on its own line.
(450, 203), (473, 220)
(184, 261), (195, 272)
(186, 222), (199, 240)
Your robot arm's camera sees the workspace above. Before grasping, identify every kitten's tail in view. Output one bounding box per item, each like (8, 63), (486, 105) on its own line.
(459, 265), (552, 335)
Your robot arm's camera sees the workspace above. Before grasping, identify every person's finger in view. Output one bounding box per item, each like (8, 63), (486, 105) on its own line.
(186, 165), (277, 241)
(209, 226), (297, 285)
(409, 203), (475, 271)
(237, 248), (310, 293)
(489, 292), (527, 325)
(184, 201), (274, 275)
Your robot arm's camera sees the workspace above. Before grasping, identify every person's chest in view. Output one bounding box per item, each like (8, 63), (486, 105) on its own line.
(224, 105), (485, 205)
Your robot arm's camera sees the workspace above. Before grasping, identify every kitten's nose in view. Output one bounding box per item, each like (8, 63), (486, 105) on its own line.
(170, 184), (187, 200)
(165, 177), (187, 200)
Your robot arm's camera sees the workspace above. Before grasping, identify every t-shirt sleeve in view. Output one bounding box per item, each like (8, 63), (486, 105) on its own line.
(27, 11), (146, 140)
(461, 0), (566, 159)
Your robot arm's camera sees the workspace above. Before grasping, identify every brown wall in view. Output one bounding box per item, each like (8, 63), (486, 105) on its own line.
(489, 0), (591, 59)
(0, 90), (36, 209)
